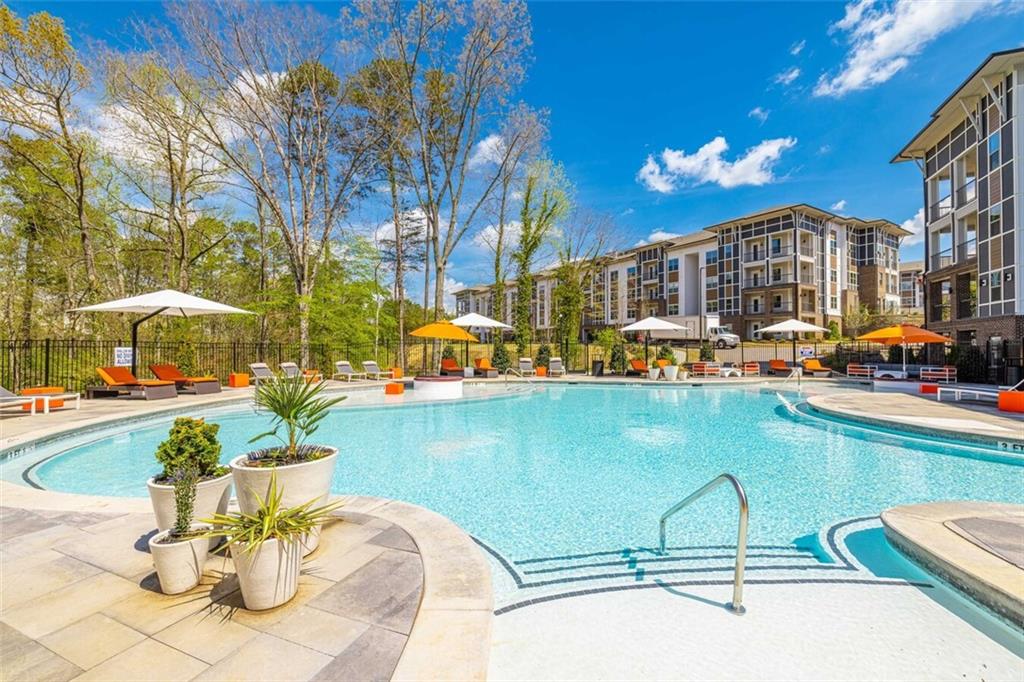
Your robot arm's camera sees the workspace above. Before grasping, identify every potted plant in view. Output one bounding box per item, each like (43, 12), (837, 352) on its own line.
(535, 344), (551, 377)
(204, 475), (341, 610)
(657, 344), (679, 380)
(230, 376), (345, 554)
(148, 418), (230, 535)
(148, 468), (212, 594)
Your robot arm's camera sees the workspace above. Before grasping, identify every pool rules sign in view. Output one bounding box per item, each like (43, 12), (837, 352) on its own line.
(114, 347), (134, 367)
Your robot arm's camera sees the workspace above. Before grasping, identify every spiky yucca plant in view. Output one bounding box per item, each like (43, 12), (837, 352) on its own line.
(249, 376), (346, 465)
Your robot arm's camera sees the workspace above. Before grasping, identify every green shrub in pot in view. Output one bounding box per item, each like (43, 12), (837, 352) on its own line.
(148, 418), (231, 534)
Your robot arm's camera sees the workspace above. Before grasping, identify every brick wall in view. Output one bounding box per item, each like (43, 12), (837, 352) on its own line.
(926, 314), (1024, 342)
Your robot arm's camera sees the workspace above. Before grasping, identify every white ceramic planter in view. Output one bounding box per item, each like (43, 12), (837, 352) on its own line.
(679, 370), (689, 381)
(230, 537), (303, 610)
(148, 523), (212, 595)
(664, 365), (680, 381)
(147, 473), (232, 535)
(647, 367), (661, 380)
(230, 448), (338, 555)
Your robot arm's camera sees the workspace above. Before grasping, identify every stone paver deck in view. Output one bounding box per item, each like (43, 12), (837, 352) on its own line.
(882, 500), (1024, 628)
(807, 391), (1024, 446)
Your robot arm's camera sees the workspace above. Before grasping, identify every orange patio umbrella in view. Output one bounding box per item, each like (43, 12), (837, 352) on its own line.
(856, 324), (949, 373)
(409, 320), (478, 342)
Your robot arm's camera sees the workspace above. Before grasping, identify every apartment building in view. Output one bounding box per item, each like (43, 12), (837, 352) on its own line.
(892, 47), (1024, 344)
(899, 260), (925, 313)
(454, 204), (905, 340)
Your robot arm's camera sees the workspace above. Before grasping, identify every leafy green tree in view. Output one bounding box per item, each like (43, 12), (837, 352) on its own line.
(535, 344), (551, 368)
(827, 320), (841, 340)
(657, 344), (676, 363)
(492, 342), (512, 372)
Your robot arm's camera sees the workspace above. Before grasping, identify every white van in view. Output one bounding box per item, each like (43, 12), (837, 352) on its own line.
(708, 326), (740, 348)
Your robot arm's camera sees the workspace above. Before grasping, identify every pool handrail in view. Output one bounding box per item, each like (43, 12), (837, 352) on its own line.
(658, 473), (748, 615)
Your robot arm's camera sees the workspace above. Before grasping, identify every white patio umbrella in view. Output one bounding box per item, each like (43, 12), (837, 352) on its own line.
(621, 316), (686, 363)
(758, 318), (828, 365)
(450, 312), (512, 364)
(71, 289), (254, 375)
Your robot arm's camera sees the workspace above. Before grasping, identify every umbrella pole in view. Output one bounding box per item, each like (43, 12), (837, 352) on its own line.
(130, 307), (168, 376)
(645, 332), (649, 364)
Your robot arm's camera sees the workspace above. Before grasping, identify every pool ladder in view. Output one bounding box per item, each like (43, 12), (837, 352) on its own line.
(659, 473), (749, 615)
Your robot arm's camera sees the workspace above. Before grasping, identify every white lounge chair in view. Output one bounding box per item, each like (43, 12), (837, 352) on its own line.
(549, 357), (566, 377)
(333, 361), (367, 382)
(362, 361), (394, 380)
(280, 362), (322, 383)
(519, 358), (536, 376)
(1, 386), (38, 415)
(249, 362), (277, 387)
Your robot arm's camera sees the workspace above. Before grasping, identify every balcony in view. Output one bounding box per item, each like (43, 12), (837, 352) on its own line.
(800, 300), (816, 313)
(929, 195), (952, 222)
(930, 247), (952, 271)
(769, 246), (794, 259)
(769, 302), (794, 314)
(798, 244), (814, 258)
(798, 272), (815, 284)
(744, 304), (765, 314)
(955, 179), (977, 207)
(743, 251), (765, 263)
(956, 238), (977, 262)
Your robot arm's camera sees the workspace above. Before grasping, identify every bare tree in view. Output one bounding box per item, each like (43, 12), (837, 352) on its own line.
(553, 208), (614, 346)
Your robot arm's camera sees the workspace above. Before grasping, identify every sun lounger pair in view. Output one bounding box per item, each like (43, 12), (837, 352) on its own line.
(1, 386), (80, 415)
(250, 362), (330, 385)
(149, 364), (222, 394)
(330, 361), (394, 381)
(92, 367), (178, 400)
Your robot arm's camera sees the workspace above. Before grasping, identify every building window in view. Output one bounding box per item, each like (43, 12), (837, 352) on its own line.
(829, 270), (838, 283)
(668, 282), (678, 294)
(770, 237), (781, 254)
(990, 204), (1001, 235)
(829, 235), (837, 256)
(706, 300), (719, 313)
(990, 271), (1002, 301)
(668, 258), (678, 272)
(705, 251), (718, 265)
(830, 296), (838, 309)
(667, 303), (679, 315)
(989, 132), (1000, 169)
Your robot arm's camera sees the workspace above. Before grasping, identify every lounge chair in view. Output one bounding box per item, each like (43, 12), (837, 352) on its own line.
(802, 358), (832, 377)
(921, 365), (957, 383)
(692, 362), (722, 378)
(742, 362), (760, 376)
(518, 358), (536, 376)
(440, 358), (465, 376)
(149, 364), (222, 394)
(93, 367), (177, 400)
(846, 363), (877, 378)
(280, 362), (323, 383)
(15, 386), (82, 414)
(1, 386), (39, 415)
(474, 358), (499, 378)
(332, 361), (367, 382)
(626, 359), (648, 376)
(767, 359), (790, 375)
(249, 362), (277, 387)
(362, 361), (394, 380)
(549, 357), (566, 377)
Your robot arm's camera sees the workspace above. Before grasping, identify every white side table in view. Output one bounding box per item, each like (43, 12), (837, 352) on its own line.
(463, 367), (474, 378)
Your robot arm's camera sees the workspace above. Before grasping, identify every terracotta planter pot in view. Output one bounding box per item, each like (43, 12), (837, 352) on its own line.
(148, 473), (232, 544)
(230, 537), (303, 610)
(149, 523), (212, 595)
(229, 448), (338, 555)
(536, 367), (548, 377)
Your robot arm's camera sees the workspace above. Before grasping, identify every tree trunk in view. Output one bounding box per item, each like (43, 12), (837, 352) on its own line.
(389, 174), (406, 369)
(19, 221), (38, 339)
(256, 197), (269, 347)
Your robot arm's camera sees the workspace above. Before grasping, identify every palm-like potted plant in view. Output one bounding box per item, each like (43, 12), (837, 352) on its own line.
(148, 418), (230, 535)
(230, 376), (345, 554)
(148, 467), (212, 594)
(204, 475), (341, 610)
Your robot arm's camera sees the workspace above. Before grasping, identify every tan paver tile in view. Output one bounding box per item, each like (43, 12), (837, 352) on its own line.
(71, 638), (207, 682)
(0, 554), (102, 611)
(224, 574), (333, 630)
(2, 524), (93, 562)
(264, 606), (369, 656)
(1, 572), (138, 639)
(310, 625), (406, 682)
(102, 574), (237, 636)
(392, 609), (491, 681)
(310, 548), (422, 634)
(1, 622), (82, 682)
(303, 539), (386, 582)
(38, 614), (146, 670)
(192, 633), (331, 681)
(153, 608), (261, 664)
(55, 527), (158, 580)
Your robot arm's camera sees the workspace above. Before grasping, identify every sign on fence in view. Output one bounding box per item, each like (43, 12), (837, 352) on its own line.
(114, 346), (134, 367)
(799, 346), (814, 358)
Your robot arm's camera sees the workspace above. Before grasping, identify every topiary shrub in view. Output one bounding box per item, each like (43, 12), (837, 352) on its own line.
(175, 339), (202, 377)
(492, 342), (511, 372)
(699, 342), (715, 361)
(154, 417), (226, 483)
(609, 343), (627, 374)
(171, 466), (198, 537)
(441, 344), (456, 361)
(656, 344), (676, 363)
(827, 320), (841, 340)
(535, 344), (551, 368)
(947, 344), (986, 383)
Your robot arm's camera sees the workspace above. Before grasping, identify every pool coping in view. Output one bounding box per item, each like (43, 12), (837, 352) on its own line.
(0, 481), (494, 680)
(881, 501), (1024, 628)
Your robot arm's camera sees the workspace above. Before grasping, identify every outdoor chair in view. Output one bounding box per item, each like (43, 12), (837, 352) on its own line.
(846, 364), (877, 378)
(767, 359), (790, 375)
(249, 362), (278, 387)
(280, 362), (323, 383)
(801, 358), (832, 377)
(518, 358), (536, 376)
(742, 362), (760, 376)
(362, 361), (394, 380)
(1, 386), (39, 415)
(15, 385), (82, 414)
(332, 361), (367, 382)
(626, 359), (648, 376)
(440, 358), (465, 376)
(149, 364), (221, 394)
(549, 357), (566, 377)
(93, 367), (177, 400)
(473, 358), (499, 378)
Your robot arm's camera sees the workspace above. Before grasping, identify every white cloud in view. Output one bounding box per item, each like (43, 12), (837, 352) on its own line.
(774, 67), (801, 85)
(748, 106), (770, 124)
(443, 276), (466, 312)
(471, 220), (522, 251)
(818, 144), (833, 155)
(790, 39), (807, 56)
(900, 207), (925, 246)
(620, 208), (635, 216)
(372, 208), (429, 243)
(634, 230), (682, 247)
(468, 134), (506, 168)
(815, 0), (1011, 97)
(637, 136), (797, 193)
(830, 199), (847, 212)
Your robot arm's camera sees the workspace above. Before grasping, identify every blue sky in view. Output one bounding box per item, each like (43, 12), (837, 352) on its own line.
(15, 0), (1024, 300)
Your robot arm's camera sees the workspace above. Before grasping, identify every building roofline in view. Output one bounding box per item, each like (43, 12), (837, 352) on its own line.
(891, 47), (1024, 163)
(703, 203), (906, 235)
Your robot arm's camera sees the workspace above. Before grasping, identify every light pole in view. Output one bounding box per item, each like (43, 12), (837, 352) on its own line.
(699, 265), (706, 347)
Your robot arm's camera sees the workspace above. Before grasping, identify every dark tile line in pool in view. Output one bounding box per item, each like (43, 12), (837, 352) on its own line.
(520, 552), (820, 575)
(519, 562), (854, 590)
(492, 577), (934, 616)
(513, 543), (813, 565)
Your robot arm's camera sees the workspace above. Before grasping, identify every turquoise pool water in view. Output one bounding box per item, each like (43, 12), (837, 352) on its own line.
(14, 386), (1024, 559)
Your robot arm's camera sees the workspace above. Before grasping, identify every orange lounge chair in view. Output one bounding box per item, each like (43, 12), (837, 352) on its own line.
(656, 359), (670, 369)
(149, 364), (222, 394)
(93, 367), (177, 400)
(768, 359), (790, 375)
(627, 359), (649, 376)
(742, 362), (760, 376)
(474, 358), (498, 378)
(440, 358), (465, 376)
(802, 358), (832, 377)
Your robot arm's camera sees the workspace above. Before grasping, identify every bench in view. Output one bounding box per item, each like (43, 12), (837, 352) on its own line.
(691, 362), (722, 377)
(937, 386), (998, 403)
(846, 364), (876, 378)
(920, 365), (957, 383)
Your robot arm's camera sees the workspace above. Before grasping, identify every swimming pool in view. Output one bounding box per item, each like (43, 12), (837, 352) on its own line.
(9, 385), (1023, 564)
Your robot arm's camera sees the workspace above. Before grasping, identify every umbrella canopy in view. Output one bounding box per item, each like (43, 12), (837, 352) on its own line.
(621, 316), (685, 363)
(409, 320), (479, 342)
(758, 319), (829, 335)
(70, 289), (253, 375)
(856, 324), (948, 373)
(449, 312), (512, 329)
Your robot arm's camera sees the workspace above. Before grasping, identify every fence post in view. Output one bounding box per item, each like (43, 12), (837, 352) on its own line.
(44, 338), (51, 386)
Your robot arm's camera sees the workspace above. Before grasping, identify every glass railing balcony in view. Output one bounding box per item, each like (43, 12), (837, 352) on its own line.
(930, 247), (953, 271)
(955, 179), (977, 207)
(929, 195), (952, 222)
(800, 301), (816, 313)
(743, 251), (764, 263)
(770, 303), (794, 313)
(956, 238), (977, 262)
(769, 246), (794, 258)
(798, 244), (814, 257)
(798, 272), (815, 284)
